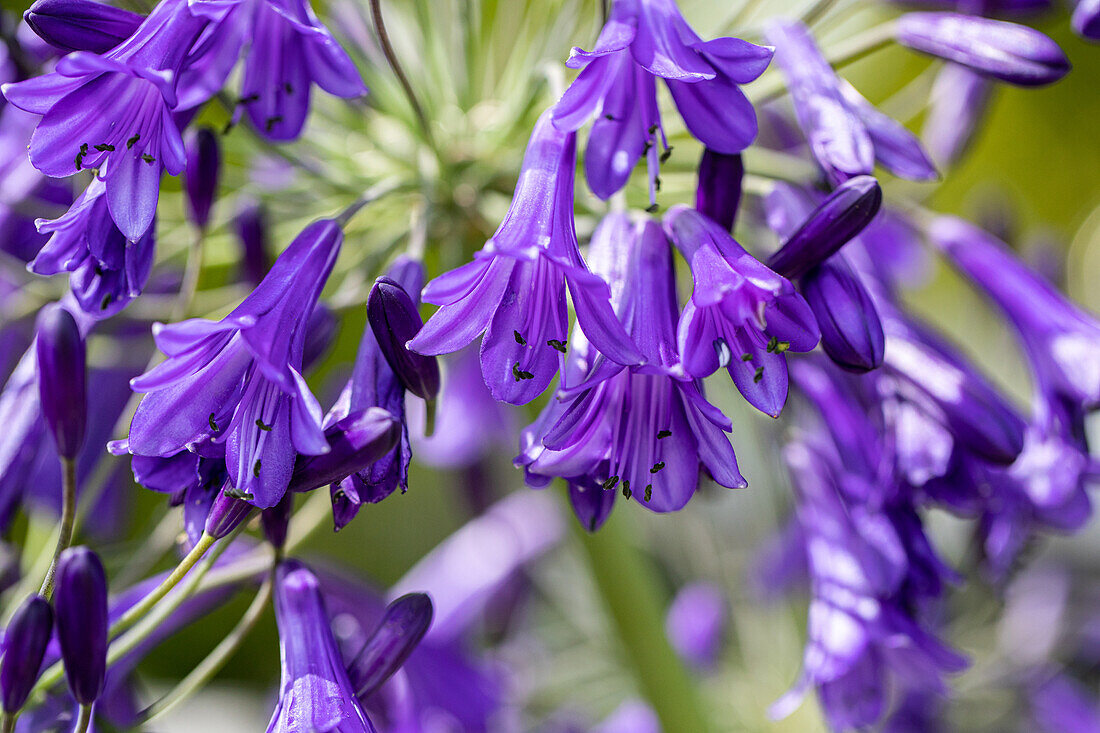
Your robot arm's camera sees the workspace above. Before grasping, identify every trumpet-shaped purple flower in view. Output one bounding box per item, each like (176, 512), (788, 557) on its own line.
(2, 0), (207, 241)
(552, 0), (772, 202)
(408, 111), (644, 405)
(518, 214), (745, 518)
(929, 217), (1100, 430)
(124, 219), (341, 508)
(24, 0), (144, 54)
(665, 205), (819, 417)
(695, 149), (744, 232)
(180, 0), (367, 138)
(30, 178), (156, 318)
(268, 560), (377, 733)
(765, 20), (936, 184)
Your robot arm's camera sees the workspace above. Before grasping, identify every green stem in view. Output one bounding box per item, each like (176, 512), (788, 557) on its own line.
(39, 457), (77, 600)
(574, 512), (712, 733)
(73, 704), (92, 733)
(1, 712), (14, 733)
(369, 0), (436, 150)
(173, 229), (205, 321)
(139, 565), (275, 725)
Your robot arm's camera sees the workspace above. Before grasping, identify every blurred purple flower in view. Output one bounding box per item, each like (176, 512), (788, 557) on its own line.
(665, 582), (727, 670)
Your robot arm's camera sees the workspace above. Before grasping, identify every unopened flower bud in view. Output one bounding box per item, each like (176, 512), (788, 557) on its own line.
(766, 176), (882, 280)
(290, 408), (400, 493)
(35, 303), (87, 459)
(802, 258), (885, 373)
(369, 276), (440, 402)
(1074, 0), (1100, 41)
(24, 0), (143, 54)
(302, 303), (337, 373)
(55, 547), (107, 705)
(348, 593), (434, 698)
(184, 127), (220, 231)
(695, 150), (744, 232)
(261, 492), (292, 549)
(0, 595), (53, 713)
(895, 13), (1070, 87)
(666, 583), (727, 671)
(205, 483), (255, 538)
(234, 201), (271, 287)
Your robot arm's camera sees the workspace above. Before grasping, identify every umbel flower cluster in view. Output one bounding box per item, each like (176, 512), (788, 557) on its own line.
(0, 0), (1096, 730)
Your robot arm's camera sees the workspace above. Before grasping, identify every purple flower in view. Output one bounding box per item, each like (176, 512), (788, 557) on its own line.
(665, 205), (819, 417)
(802, 256), (885, 373)
(928, 216), (1100, 431)
(0, 595), (52, 714)
(367, 275), (440, 403)
(665, 582), (727, 670)
(552, 0), (772, 202)
(184, 126), (220, 230)
(289, 407), (401, 495)
(408, 111), (644, 405)
(181, 0), (367, 138)
(235, 199), (271, 286)
(695, 149), (744, 232)
(124, 219), (341, 508)
(54, 547), (108, 705)
(268, 560), (377, 733)
(346, 593), (433, 698)
(923, 64), (993, 167)
(518, 214), (745, 517)
(2, 0), (208, 241)
(24, 0), (144, 54)
(1074, 0), (1100, 41)
(765, 20), (935, 184)
(31, 178), (156, 318)
(35, 303), (86, 459)
(895, 13), (1070, 86)
(596, 700), (660, 733)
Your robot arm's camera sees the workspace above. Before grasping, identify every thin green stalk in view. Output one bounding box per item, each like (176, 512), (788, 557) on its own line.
(173, 229), (205, 321)
(139, 566), (275, 725)
(573, 510), (712, 733)
(369, 0), (437, 150)
(73, 704), (92, 733)
(1, 712), (14, 733)
(39, 457), (77, 600)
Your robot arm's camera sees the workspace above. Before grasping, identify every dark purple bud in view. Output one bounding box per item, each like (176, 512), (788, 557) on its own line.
(1074, 0), (1100, 41)
(347, 593), (433, 698)
(260, 492), (292, 549)
(569, 481), (616, 533)
(302, 303), (337, 373)
(205, 483), (255, 538)
(54, 547), (108, 705)
(695, 150), (744, 232)
(330, 477), (363, 532)
(0, 595), (52, 713)
(184, 127), (220, 231)
(368, 277), (440, 402)
(24, 0), (143, 54)
(234, 201), (271, 287)
(802, 258), (885, 373)
(895, 13), (1070, 87)
(35, 304), (87, 459)
(290, 408), (400, 493)
(766, 176), (882, 279)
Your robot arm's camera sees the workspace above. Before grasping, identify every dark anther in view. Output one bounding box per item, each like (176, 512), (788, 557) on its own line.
(602, 475), (620, 490)
(284, 83), (294, 94)
(224, 487), (254, 500)
(741, 353), (753, 362)
(512, 363), (534, 382)
(75, 143), (88, 171)
(622, 481), (632, 500)
(93, 143), (115, 152)
(644, 485), (652, 502)
(253, 459), (262, 477)
(513, 330), (526, 346)
(660, 146), (673, 163)
(100, 293), (112, 310)
(655, 176), (662, 192)
(753, 366), (764, 384)
(547, 339), (566, 353)
(141, 153), (155, 164)
(650, 462), (665, 473)
(766, 337), (789, 354)
(126, 134), (140, 149)
(265, 116), (283, 132)
(604, 113), (616, 121)
(657, 429), (672, 439)
(648, 123), (658, 135)
(645, 203), (659, 213)
(642, 140), (653, 154)
(255, 418), (273, 432)
(239, 93), (260, 105)
(208, 413), (219, 432)
(222, 120), (235, 135)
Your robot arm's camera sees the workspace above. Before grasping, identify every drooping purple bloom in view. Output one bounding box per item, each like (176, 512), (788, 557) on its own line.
(552, 0), (772, 202)
(923, 63), (993, 167)
(289, 407), (401, 495)
(665, 582), (727, 670)
(2, 0), (208, 241)
(31, 178), (156, 318)
(695, 149), (744, 232)
(184, 126), (220, 230)
(346, 593), (433, 698)
(0, 595), (53, 715)
(367, 276), (440, 403)
(665, 205), (819, 417)
(408, 111), (644, 405)
(928, 216), (1100, 432)
(765, 175), (882, 280)
(235, 199), (271, 286)
(895, 13), (1070, 86)
(519, 214), (746, 517)
(180, 0), (367, 138)
(1028, 673), (1100, 733)
(35, 303), (86, 459)
(268, 560), (377, 733)
(1073, 0), (1100, 40)
(802, 256), (885, 373)
(204, 482), (256, 538)
(765, 20), (935, 184)
(124, 219), (341, 507)
(54, 546), (108, 705)
(24, 0), (144, 54)
(261, 492), (293, 548)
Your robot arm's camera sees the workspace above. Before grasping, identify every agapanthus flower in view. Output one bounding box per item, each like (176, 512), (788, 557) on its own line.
(268, 560), (378, 733)
(184, 126), (220, 230)
(1074, 0), (1100, 40)
(695, 149), (744, 232)
(802, 255), (885, 373)
(54, 547), (108, 706)
(665, 582), (727, 670)
(665, 205), (819, 418)
(24, 0), (144, 55)
(408, 111), (643, 405)
(928, 216), (1100, 432)
(123, 219), (341, 508)
(518, 213), (745, 518)
(35, 303), (87, 459)
(178, 0), (367, 138)
(552, 0), (772, 202)
(30, 178), (156, 318)
(0, 595), (53, 716)
(923, 63), (993, 167)
(765, 20), (936, 184)
(2, 0), (208, 241)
